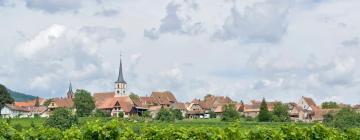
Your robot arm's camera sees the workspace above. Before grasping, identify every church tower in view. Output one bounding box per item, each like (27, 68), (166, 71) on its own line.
(67, 82), (74, 99)
(115, 55), (127, 97)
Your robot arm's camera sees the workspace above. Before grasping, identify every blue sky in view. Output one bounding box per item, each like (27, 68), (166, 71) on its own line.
(0, 0), (359, 104)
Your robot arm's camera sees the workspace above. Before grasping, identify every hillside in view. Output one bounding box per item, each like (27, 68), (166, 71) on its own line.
(7, 89), (37, 102)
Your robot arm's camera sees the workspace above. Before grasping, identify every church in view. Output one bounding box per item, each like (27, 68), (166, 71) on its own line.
(93, 56), (147, 117)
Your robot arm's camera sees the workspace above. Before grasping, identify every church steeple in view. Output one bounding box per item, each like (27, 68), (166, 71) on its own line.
(115, 55), (126, 84)
(115, 53), (127, 97)
(67, 82), (74, 99)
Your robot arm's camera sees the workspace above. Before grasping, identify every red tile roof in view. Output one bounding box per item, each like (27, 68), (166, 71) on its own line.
(139, 96), (157, 106)
(15, 98), (46, 107)
(5, 104), (30, 112)
(30, 106), (48, 113)
(51, 98), (74, 108)
(150, 91), (177, 105)
(303, 97), (319, 110)
(214, 105), (223, 113)
(200, 95), (233, 110)
(170, 102), (186, 110)
(93, 92), (135, 113)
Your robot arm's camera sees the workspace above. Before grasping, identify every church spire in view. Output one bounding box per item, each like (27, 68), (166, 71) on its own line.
(115, 54), (126, 84)
(69, 82), (73, 92)
(67, 81), (74, 99)
(114, 53), (127, 97)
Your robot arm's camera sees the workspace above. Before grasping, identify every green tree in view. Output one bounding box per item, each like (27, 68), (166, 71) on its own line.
(323, 113), (334, 124)
(73, 89), (95, 117)
(156, 108), (174, 122)
(45, 108), (78, 130)
(34, 96), (40, 107)
(321, 101), (338, 109)
(209, 110), (216, 118)
(222, 104), (240, 121)
(93, 109), (111, 117)
(258, 98), (271, 122)
(272, 103), (290, 122)
(142, 110), (151, 118)
(171, 109), (183, 120)
(326, 107), (360, 129)
(118, 111), (124, 118)
(0, 84), (14, 114)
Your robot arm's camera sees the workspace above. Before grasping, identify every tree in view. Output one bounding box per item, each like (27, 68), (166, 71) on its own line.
(156, 108), (174, 122)
(43, 98), (53, 106)
(171, 109), (183, 120)
(0, 84), (14, 114)
(272, 103), (289, 122)
(45, 108), (78, 130)
(118, 112), (124, 118)
(34, 96), (40, 107)
(323, 113), (334, 124)
(93, 109), (111, 117)
(325, 107), (360, 129)
(142, 111), (151, 118)
(209, 111), (216, 118)
(222, 104), (240, 121)
(73, 89), (95, 117)
(321, 101), (338, 109)
(258, 98), (271, 122)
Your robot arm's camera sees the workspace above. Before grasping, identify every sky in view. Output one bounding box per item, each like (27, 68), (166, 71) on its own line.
(0, 0), (360, 104)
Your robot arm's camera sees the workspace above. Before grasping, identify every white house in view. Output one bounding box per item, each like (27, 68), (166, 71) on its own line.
(1, 104), (30, 118)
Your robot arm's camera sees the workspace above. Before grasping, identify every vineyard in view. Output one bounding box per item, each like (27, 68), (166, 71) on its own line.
(1, 118), (360, 140)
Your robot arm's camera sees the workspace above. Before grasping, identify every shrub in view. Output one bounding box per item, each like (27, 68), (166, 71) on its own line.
(272, 102), (290, 122)
(45, 108), (78, 130)
(142, 110), (151, 118)
(156, 108), (174, 122)
(222, 104), (240, 121)
(171, 109), (184, 120)
(326, 107), (360, 130)
(118, 111), (124, 118)
(209, 111), (216, 118)
(93, 109), (111, 117)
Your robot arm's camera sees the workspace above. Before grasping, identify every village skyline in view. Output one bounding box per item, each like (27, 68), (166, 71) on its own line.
(1, 0), (360, 104)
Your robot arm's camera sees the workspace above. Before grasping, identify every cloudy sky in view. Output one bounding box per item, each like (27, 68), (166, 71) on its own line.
(1, 0), (359, 104)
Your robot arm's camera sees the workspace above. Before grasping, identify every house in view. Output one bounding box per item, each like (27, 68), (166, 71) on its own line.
(287, 96), (331, 122)
(186, 99), (205, 119)
(150, 91), (177, 107)
(199, 95), (233, 112)
(241, 100), (279, 118)
(47, 83), (75, 112)
(148, 105), (162, 118)
(170, 102), (187, 117)
(139, 96), (158, 107)
(93, 57), (147, 117)
(353, 105), (360, 113)
(214, 105), (223, 118)
(1, 104), (30, 118)
(29, 106), (49, 117)
(47, 98), (74, 111)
